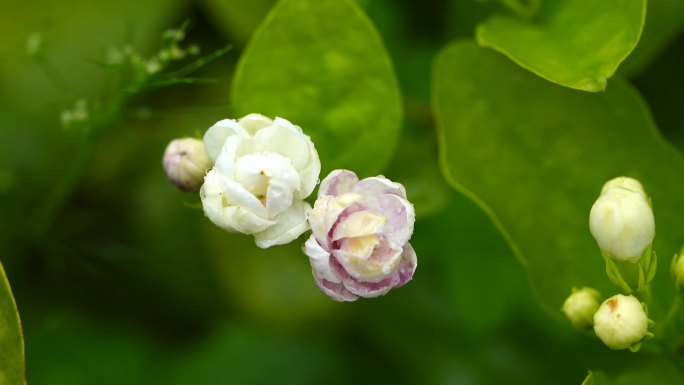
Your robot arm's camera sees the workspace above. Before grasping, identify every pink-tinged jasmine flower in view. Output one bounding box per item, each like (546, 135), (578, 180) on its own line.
(304, 169), (417, 302)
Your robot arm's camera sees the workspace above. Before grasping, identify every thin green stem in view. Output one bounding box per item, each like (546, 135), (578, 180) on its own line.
(161, 45), (231, 80)
(30, 138), (94, 238)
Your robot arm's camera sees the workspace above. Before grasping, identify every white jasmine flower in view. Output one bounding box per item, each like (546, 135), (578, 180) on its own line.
(200, 114), (320, 248)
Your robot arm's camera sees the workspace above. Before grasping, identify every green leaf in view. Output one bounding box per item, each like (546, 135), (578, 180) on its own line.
(619, 0), (684, 77)
(432, 41), (684, 314)
(232, 0), (403, 176)
(476, 0), (646, 92)
(0, 262), (25, 385)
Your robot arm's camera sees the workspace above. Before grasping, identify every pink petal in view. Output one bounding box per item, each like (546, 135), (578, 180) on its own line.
(319, 169), (359, 197)
(352, 176), (407, 199)
(374, 194), (415, 246)
(314, 276), (358, 302)
(395, 243), (417, 288)
(330, 257), (400, 298)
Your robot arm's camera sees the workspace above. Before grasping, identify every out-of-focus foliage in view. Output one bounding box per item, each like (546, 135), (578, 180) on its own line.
(2, 0), (684, 384)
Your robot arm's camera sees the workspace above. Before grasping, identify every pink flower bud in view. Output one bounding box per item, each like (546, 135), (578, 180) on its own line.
(163, 137), (212, 192)
(304, 170), (417, 301)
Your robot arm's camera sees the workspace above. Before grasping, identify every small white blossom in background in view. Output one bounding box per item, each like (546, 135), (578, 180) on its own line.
(162, 137), (212, 192)
(303, 170), (417, 302)
(60, 99), (90, 131)
(562, 287), (601, 330)
(593, 294), (651, 350)
(200, 114), (320, 249)
(589, 176), (655, 263)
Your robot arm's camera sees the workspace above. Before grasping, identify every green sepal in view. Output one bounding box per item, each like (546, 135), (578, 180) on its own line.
(628, 341), (642, 352)
(603, 252), (633, 294)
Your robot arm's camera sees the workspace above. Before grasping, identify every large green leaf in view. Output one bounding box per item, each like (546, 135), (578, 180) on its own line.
(0, 262), (24, 385)
(232, 0), (402, 176)
(476, 0), (646, 92)
(432, 41), (684, 314)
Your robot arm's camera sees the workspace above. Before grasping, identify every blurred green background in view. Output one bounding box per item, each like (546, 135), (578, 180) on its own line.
(1, 0), (683, 384)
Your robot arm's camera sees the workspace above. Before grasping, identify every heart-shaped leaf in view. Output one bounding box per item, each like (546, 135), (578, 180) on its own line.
(232, 0), (403, 176)
(476, 0), (646, 91)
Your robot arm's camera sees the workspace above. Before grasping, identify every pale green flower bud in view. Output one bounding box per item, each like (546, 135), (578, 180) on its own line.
(162, 137), (212, 192)
(589, 177), (654, 263)
(593, 294), (650, 350)
(562, 287), (600, 330)
(672, 246), (684, 289)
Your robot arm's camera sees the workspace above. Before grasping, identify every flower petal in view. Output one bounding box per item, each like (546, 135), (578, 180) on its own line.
(251, 118), (320, 199)
(374, 194), (415, 246)
(237, 113), (274, 135)
(309, 193), (364, 249)
(303, 234), (339, 283)
(352, 176), (407, 199)
(330, 257), (399, 298)
(314, 276), (358, 302)
(203, 119), (250, 162)
(254, 200), (311, 248)
(200, 170), (274, 233)
(333, 238), (403, 283)
(219, 177), (269, 219)
(332, 210), (386, 241)
(395, 243), (417, 288)
(319, 169), (359, 197)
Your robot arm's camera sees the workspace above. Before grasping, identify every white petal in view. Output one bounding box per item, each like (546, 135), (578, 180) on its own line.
(303, 234), (339, 283)
(254, 200), (311, 248)
(200, 169), (274, 233)
(332, 211), (386, 241)
(214, 136), (244, 177)
(219, 177), (269, 219)
(203, 119), (249, 162)
(237, 113), (273, 135)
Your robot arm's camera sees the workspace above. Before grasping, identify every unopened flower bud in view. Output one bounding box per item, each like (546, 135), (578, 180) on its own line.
(593, 294), (650, 350)
(562, 287), (600, 330)
(589, 177), (655, 263)
(672, 246), (684, 289)
(600, 176), (645, 197)
(162, 137), (211, 192)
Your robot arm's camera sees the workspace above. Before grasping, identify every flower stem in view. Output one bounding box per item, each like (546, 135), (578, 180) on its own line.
(30, 138), (94, 238)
